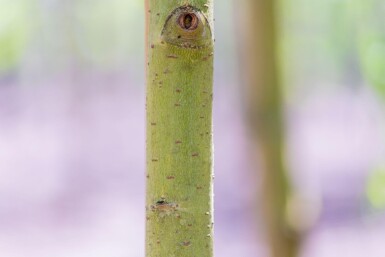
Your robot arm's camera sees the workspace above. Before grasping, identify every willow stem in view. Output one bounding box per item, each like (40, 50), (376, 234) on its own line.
(145, 1), (214, 257)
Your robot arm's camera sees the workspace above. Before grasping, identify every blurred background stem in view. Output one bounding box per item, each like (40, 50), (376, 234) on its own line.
(237, 0), (300, 256)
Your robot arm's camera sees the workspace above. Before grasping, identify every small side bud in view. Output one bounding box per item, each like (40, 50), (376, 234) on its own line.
(161, 6), (212, 49)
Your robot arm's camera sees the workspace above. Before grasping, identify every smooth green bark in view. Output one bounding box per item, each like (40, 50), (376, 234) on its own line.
(238, 1), (300, 257)
(145, 1), (214, 257)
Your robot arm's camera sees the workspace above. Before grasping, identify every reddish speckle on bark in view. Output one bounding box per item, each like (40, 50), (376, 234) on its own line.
(175, 140), (182, 144)
(151, 44), (154, 48)
(181, 241), (191, 247)
(166, 176), (175, 180)
(167, 55), (178, 59)
(175, 103), (181, 107)
(151, 201), (178, 213)
(192, 153), (199, 157)
(176, 89), (181, 93)
(203, 53), (213, 61)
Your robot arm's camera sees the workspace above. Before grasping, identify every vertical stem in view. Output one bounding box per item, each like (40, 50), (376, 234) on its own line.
(238, 1), (300, 257)
(145, 1), (214, 257)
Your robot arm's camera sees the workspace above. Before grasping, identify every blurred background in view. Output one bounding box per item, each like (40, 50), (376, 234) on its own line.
(1, 0), (385, 256)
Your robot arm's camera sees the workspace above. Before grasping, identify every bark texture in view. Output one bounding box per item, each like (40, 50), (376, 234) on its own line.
(145, 1), (214, 257)
(237, 1), (300, 257)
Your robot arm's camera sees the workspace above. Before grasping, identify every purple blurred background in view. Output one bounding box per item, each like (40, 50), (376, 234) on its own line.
(1, 0), (385, 256)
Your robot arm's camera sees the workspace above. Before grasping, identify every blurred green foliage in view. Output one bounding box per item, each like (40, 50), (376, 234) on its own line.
(0, 0), (144, 74)
(73, 0), (144, 68)
(366, 167), (385, 209)
(0, 0), (30, 73)
(279, 0), (385, 98)
(279, 0), (346, 98)
(355, 0), (385, 97)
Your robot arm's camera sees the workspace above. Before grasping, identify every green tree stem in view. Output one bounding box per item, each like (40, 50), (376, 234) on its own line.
(145, 1), (214, 257)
